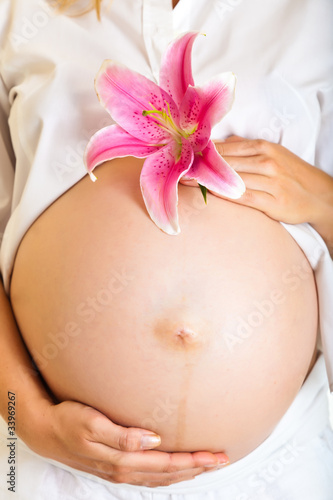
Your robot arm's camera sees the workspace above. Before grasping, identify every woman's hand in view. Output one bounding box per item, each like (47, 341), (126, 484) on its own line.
(0, 279), (227, 489)
(23, 398), (229, 487)
(215, 136), (333, 221)
(182, 136), (333, 255)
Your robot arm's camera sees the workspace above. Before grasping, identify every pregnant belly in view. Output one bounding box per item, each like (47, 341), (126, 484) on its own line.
(10, 158), (318, 462)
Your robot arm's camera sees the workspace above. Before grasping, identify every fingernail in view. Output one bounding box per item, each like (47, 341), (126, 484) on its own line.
(217, 461), (230, 468)
(204, 463), (219, 468)
(218, 455), (229, 465)
(140, 434), (161, 450)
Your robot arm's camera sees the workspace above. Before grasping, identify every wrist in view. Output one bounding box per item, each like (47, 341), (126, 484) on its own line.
(309, 196), (333, 257)
(17, 395), (56, 454)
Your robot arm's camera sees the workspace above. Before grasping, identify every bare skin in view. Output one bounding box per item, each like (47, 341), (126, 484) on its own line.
(10, 156), (318, 473)
(2, 129), (327, 485)
(0, 2), (330, 488)
(212, 137), (333, 256)
(0, 280), (228, 487)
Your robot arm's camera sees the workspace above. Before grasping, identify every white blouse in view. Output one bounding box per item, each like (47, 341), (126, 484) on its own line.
(0, 0), (332, 388)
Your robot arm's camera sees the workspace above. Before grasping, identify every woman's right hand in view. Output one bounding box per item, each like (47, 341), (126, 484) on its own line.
(0, 277), (229, 488)
(24, 399), (229, 487)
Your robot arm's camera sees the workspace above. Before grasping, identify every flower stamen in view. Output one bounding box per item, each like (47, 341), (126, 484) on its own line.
(142, 101), (194, 142)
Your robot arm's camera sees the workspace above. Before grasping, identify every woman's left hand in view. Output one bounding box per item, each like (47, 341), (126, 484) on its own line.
(212, 135), (333, 227)
(181, 135), (333, 254)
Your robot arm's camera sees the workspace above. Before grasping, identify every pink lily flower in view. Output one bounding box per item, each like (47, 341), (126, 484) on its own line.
(84, 32), (245, 235)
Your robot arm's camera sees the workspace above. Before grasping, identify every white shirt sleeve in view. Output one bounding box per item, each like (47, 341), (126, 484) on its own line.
(0, 78), (14, 251)
(0, 0), (15, 262)
(315, 85), (333, 177)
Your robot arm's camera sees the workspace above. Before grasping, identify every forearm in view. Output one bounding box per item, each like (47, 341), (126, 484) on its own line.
(310, 195), (333, 258)
(305, 164), (333, 257)
(0, 278), (53, 438)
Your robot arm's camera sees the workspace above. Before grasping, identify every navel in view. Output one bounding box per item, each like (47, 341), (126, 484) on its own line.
(175, 327), (198, 344)
(153, 318), (205, 351)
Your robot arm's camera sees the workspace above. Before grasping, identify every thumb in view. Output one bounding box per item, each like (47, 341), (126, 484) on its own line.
(94, 415), (161, 452)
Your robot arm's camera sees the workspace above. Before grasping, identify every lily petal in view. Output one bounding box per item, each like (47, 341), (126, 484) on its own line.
(179, 73), (236, 152)
(140, 138), (194, 235)
(84, 125), (161, 178)
(95, 61), (179, 143)
(159, 32), (199, 108)
(185, 141), (245, 199)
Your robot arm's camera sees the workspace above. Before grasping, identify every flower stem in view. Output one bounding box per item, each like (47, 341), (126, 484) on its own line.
(199, 184), (207, 204)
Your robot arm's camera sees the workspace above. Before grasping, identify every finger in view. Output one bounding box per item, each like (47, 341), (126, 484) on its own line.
(63, 449), (227, 486)
(88, 442), (228, 472)
(85, 412), (161, 452)
(230, 188), (275, 212)
(235, 172), (274, 193)
(223, 155), (275, 176)
(205, 183), (274, 208)
(224, 135), (247, 142)
(179, 178), (199, 187)
(84, 465), (214, 487)
(69, 460), (227, 487)
(120, 465), (225, 487)
(79, 412), (229, 470)
(215, 139), (273, 158)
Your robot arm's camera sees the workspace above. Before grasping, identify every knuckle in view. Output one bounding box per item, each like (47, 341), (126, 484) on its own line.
(258, 154), (279, 176)
(162, 455), (178, 474)
(112, 473), (128, 484)
(118, 430), (139, 452)
(82, 407), (102, 431)
(110, 451), (123, 467)
(73, 429), (93, 451)
(258, 154), (270, 168)
(163, 454), (175, 474)
(258, 153), (269, 164)
(255, 139), (272, 154)
(113, 464), (131, 476)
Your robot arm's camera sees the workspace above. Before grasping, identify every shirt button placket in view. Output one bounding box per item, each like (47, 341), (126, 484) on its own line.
(142, 0), (175, 82)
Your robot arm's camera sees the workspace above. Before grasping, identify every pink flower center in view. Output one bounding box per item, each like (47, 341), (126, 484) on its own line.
(142, 101), (197, 144)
